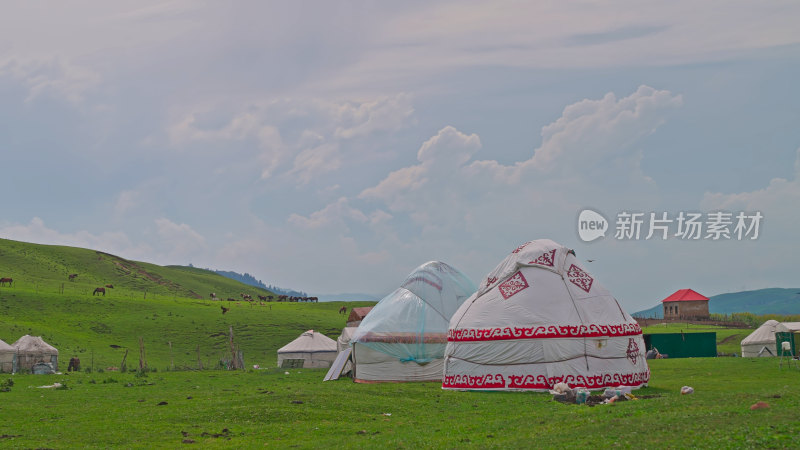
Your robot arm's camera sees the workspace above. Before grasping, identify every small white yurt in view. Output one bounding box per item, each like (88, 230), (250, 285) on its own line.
(740, 320), (779, 357)
(350, 261), (477, 383)
(13, 335), (58, 372)
(337, 327), (359, 353)
(277, 330), (338, 369)
(443, 239), (649, 391)
(0, 339), (16, 373)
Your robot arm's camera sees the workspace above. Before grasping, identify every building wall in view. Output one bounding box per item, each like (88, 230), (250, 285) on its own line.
(663, 300), (709, 319)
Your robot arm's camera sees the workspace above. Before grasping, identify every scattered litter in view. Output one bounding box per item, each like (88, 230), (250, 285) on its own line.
(681, 386), (694, 395)
(284, 372), (290, 375)
(750, 401), (770, 410)
(37, 383), (62, 389)
(382, 413), (392, 416)
(551, 382), (570, 394)
(253, 365), (260, 369)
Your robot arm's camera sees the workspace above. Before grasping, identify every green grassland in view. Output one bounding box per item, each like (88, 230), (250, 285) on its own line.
(0, 238), (373, 369)
(0, 358), (797, 448)
(0, 237), (278, 300)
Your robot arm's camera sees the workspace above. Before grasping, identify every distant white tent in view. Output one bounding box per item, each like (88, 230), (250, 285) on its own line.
(13, 335), (58, 372)
(0, 339), (16, 373)
(277, 330), (338, 369)
(443, 239), (649, 391)
(740, 320), (779, 357)
(350, 261), (477, 382)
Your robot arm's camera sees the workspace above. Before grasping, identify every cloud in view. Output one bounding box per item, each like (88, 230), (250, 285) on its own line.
(166, 94), (414, 183)
(153, 217), (206, 259)
(287, 197), (369, 230)
(0, 57), (101, 105)
(0, 217), (148, 258)
(702, 148), (800, 236)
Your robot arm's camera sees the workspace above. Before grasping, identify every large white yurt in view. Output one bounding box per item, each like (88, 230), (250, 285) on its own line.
(443, 239), (649, 391)
(13, 335), (58, 372)
(0, 339), (16, 373)
(350, 261), (477, 382)
(277, 330), (338, 369)
(740, 320), (779, 357)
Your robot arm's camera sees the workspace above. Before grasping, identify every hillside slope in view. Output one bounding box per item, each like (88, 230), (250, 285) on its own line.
(0, 238), (275, 300)
(0, 238), (375, 369)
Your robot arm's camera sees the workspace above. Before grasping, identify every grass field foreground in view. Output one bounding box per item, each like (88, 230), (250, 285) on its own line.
(0, 357), (797, 448)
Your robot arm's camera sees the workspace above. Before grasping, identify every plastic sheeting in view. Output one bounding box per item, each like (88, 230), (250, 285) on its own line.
(443, 239), (649, 391)
(351, 261), (477, 367)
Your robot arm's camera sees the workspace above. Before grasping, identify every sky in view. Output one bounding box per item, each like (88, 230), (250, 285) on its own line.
(2, 1), (800, 311)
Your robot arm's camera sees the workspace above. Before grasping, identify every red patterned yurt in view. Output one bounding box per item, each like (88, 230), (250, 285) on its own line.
(443, 239), (649, 391)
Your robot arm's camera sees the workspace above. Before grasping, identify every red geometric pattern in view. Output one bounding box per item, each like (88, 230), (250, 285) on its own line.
(447, 323), (642, 342)
(498, 271), (529, 299)
(443, 370), (650, 390)
(441, 374), (506, 389)
(528, 249), (556, 267)
(511, 241), (532, 254)
(567, 264), (593, 293)
(485, 276), (498, 287)
(504, 370), (650, 390)
(626, 338), (640, 365)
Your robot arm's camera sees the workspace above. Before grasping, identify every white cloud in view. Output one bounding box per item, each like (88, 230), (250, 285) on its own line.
(0, 57), (101, 105)
(0, 217), (148, 258)
(153, 218), (206, 258)
(166, 94), (414, 183)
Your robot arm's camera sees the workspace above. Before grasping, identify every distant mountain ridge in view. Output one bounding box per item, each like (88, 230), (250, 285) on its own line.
(633, 287), (800, 318)
(212, 270), (308, 298)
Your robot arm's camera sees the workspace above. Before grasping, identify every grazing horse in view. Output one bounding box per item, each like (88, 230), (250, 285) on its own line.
(67, 357), (81, 372)
(221, 306), (230, 315)
(210, 292), (217, 300)
(339, 306), (347, 315)
(68, 274), (78, 281)
(0, 277), (12, 287)
(105, 284), (114, 289)
(258, 295), (267, 301)
(93, 287), (106, 296)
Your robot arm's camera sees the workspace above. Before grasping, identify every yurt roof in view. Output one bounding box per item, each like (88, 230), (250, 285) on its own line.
(347, 307), (373, 323)
(0, 339), (14, 353)
(278, 330), (337, 354)
(12, 335), (59, 354)
(776, 322), (800, 333)
(741, 320), (780, 345)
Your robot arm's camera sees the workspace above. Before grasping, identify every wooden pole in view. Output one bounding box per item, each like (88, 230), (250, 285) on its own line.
(169, 341), (174, 371)
(139, 337), (147, 372)
(120, 349), (128, 372)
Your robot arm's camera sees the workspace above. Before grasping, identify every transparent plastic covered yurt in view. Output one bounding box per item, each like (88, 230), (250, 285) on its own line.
(350, 261), (477, 382)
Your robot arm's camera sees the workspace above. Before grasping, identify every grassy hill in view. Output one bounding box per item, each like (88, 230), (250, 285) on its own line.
(634, 287), (800, 318)
(0, 238), (373, 369)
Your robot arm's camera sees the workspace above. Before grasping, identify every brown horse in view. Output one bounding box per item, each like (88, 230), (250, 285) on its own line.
(93, 287), (106, 296)
(105, 284), (114, 289)
(68, 274), (78, 281)
(339, 306), (347, 315)
(67, 357), (81, 372)
(0, 277), (12, 287)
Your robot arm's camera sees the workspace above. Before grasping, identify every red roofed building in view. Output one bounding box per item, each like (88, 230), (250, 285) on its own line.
(662, 289), (710, 320)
